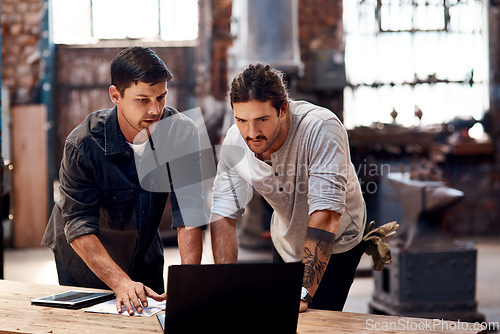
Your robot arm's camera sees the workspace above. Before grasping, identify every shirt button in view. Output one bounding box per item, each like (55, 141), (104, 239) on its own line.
(141, 210), (146, 215)
(275, 172), (279, 176)
(113, 196), (118, 201)
(279, 187), (284, 192)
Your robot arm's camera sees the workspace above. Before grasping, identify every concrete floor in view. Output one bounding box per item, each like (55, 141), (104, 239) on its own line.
(3, 234), (499, 330)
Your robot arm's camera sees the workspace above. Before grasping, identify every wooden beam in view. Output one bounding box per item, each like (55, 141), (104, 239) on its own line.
(11, 105), (49, 248)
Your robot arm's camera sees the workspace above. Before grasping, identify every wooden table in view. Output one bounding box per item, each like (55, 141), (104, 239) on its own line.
(0, 280), (486, 333)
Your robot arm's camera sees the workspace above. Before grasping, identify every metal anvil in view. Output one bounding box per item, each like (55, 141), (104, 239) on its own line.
(386, 172), (464, 250)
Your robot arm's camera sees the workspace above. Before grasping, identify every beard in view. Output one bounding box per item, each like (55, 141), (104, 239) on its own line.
(245, 124), (281, 154)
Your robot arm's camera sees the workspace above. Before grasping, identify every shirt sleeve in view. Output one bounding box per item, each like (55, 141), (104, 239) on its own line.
(307, 118), (350, 216)
(59, 141), (101, 244)
(210, 140), (252, 221)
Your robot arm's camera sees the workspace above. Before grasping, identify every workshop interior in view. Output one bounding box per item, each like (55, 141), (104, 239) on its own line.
(0, 0), (499, 331)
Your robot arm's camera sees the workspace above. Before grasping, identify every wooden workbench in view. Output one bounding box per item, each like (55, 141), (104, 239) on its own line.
(0, 280), (486, 333)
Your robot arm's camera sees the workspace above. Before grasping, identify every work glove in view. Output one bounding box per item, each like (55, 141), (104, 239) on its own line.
(363, 221), (399, 271)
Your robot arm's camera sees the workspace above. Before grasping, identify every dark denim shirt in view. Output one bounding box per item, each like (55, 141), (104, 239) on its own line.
(42, 106), (205, 293)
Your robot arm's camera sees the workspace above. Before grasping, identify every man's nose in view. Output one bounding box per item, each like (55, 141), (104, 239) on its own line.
(149, 100), (162, 115)
(248, 122), (260, 138)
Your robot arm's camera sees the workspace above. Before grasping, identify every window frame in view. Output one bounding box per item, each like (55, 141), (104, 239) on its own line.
(52, 0), (199, 47)
(342, 0), (487, 128)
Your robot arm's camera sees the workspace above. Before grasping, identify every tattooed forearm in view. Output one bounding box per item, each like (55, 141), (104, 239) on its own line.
(302, 227), (336, 290)
(303, 243), (329, 288)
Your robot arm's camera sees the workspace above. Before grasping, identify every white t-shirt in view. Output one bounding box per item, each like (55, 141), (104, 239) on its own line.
(128, 140), (148, 156)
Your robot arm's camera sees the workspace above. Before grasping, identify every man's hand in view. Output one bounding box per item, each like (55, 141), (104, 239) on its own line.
(70, 234), (166, 315)
(299, 300), (309, 313)
(114, 280), (165, 315)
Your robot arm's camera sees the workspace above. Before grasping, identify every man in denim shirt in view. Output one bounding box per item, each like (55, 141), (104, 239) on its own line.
(42, 47), (206, 315)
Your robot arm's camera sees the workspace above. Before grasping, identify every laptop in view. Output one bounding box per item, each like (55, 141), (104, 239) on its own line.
(157, 262), (304, 334)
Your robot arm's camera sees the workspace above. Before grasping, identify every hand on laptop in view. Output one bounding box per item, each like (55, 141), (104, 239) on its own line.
(299, 300), (309, 313)
(115, 280), (166, 316)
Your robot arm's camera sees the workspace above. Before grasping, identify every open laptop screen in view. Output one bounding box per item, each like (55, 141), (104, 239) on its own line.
(161, 262), (303, 334)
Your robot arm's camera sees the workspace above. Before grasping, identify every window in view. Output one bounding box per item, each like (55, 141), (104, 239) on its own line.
(342, 0), (487, 129)
(52, 0), (199, 44)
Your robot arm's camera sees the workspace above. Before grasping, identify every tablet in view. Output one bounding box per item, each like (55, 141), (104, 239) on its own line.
(31, 290), (115, 309)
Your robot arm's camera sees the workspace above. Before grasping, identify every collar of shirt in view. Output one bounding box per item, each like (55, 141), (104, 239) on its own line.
(103, 106), (172, 156)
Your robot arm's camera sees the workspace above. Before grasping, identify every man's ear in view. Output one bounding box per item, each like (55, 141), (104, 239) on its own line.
(279, 101), (288, 118)
(109, 85), (121, 105)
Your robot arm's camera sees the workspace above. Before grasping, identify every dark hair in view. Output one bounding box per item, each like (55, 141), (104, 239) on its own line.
(229, 63), (289, 114)
(111, 46), (173, 96)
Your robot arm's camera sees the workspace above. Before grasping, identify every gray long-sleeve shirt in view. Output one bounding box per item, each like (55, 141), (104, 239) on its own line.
(211, 100), (366, 262)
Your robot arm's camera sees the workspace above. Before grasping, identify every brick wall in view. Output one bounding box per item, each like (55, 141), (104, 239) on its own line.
(472, 0), (500, 235)
(211, 0), (233, 101)
(204, 0), (344, 103)
(295, 0), (345, 120)
(297, 0), (343, 91)
(443, 157), (500, 235)
(54, 46), (193, 163)
(206, 0), (345, 119)
(1, 0), (42, 105)
(192, 0), (232, 145)
(490, 2), (500, 165)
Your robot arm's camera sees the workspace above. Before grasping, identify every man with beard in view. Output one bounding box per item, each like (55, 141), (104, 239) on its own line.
(209, 63), (366, 312)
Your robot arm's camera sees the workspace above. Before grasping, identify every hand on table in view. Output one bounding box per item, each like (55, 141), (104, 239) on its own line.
(115, 280), (165, 316)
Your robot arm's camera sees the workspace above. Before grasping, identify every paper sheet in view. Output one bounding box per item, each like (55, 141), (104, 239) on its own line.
(84, 297), (165, 317)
